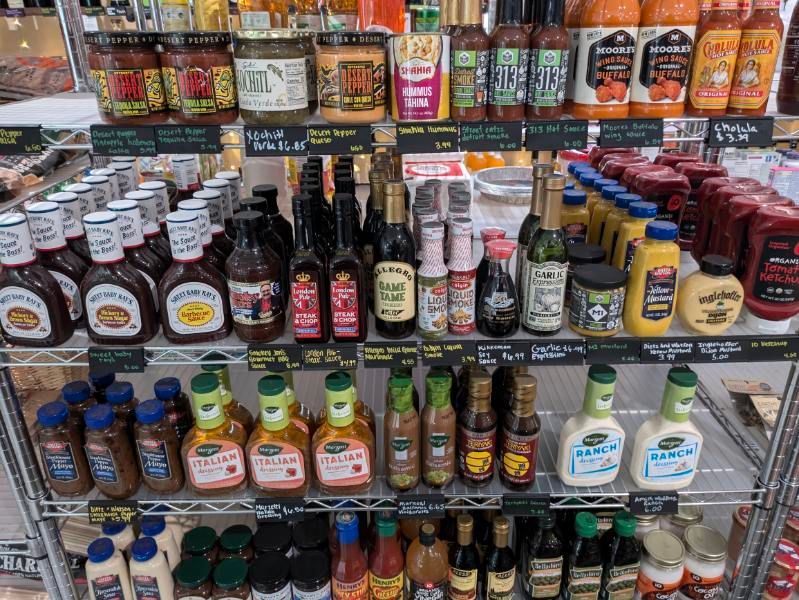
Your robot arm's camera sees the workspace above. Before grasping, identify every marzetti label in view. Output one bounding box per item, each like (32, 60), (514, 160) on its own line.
(643, 434), (701, 480)
(569, 430), (623, 478)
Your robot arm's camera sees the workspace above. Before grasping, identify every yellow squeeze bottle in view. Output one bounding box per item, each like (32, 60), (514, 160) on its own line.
(561, 189), (591, 244)
(588, 184), (625, 245)
(578, 172), (603, 207)
(600, 192), (640, 264)
(586, 178), (618, 217)
(612, 201), (657, 272)
(622, 221), (680, 337)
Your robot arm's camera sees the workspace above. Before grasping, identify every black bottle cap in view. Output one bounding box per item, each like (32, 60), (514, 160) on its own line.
(419, 523), (436, 546)
(700, 254), (734, 276)
(573, 264), (627, 291)
(249, 552), (290, 590)
(567, 243), (606, 265)
(239, 196), (267, 215)
(232, 210), (263, 230)
(290, 550), (330, 586)
(252, 184), (278, 201)
(253, 523), (292, 554)
(537, 512), (556, 528)
(292, 517), (328, 551)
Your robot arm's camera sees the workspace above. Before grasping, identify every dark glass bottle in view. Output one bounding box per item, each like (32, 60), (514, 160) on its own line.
(212, 225), (235, 260)
(526, 0), (569, 120)
(515, 163), (553, 309)
(499, 374), (540, 491)
(564, 512), (602, 600)
(477, 239), (520, 337)
(484, 516), (517, 599)
(475, 227), (506, 299)
(373, 180), (416, 339)
(363, 169), (387, 312)
(290, 194), (330, 343)
(329, 194), (368, 342)
(449, 514), (480, 600)
(252, 184), (294, 257)
(334, 174), (364, 248)
(488, 0), (529, 121)
(599, 511), (641, 600)
(523, 513), (564, 600)
(239, 196), (289, 304)
(457, 372), (497, 487)
(299, 182), (334, 259)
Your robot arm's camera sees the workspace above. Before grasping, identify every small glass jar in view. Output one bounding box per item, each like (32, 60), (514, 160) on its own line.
(634, 514), (660, 543)
(249, 552), (291, 598)
(254, 523), (293, 557)
(159, 32), (239, 125)
(212, 558), (250, 599)
(660, 505), (703, 539)
(83, 404), (141, 499)
(291, 550), (331, 599)
(83, 31), (168, 125)
(233, 30), (309, 125)
(681, 525), (727, 599)
(36, 401), (94, 497)
(565, 243), (605, 304)
(764, 539), (799, 600)
(219, 525), (254, 562)
(175, 557), (214, 599)
(183, 526), (219, 564)
(299, 31), (318, 113)
(292, 516), (330, 555)
(568, 264), (627, 337)
(635, 530), (685, 599)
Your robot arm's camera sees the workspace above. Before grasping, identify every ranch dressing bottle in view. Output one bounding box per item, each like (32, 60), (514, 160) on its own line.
(631, 367), (703, 490)
(557, 365), (625, 487)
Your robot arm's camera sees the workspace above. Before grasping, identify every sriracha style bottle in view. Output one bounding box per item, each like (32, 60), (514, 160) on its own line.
(368, 514), (404, 598)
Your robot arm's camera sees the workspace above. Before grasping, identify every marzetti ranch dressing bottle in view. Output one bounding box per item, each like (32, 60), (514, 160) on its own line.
(557, 365), (625, 487)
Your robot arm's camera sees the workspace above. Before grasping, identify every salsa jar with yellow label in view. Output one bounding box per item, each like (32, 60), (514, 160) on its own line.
(159, 32), (238, 125)
(85, 31), (168, 125)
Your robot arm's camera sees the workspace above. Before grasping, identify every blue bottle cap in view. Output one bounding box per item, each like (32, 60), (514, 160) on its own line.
(594, 178), (618, 192)
(140, 515), (167, 537)
(563, 190), (587, 206)
(89, 371), (115, 389)
(628, 201), (658, 219)
(84, 404), (115, 430)
(335, 512), (359, 545)
(568, 161), (590, 174)
(565, 181), (575, 190)
(131, 537), (158, 562)
(154, 377), (181, 400)
(135, 399), (165, 425)
(37, 401), (69, 427)
(101, 522), (127, 536)
(106, 382), (133, 405)
(87, 538), (115, 563)
(579, 172), (602, 186)
(615, 193), (641, 209)
(646, 220), (678, 241)
(61, 381), (90, 404)
(602, 185), (627, 200)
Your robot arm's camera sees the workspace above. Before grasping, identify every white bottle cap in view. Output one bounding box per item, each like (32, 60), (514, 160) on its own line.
(48, 191), (85, 239)
(125, 190), (160, 236)
(0, 213), (36, 266)
(107, 200), (145, 249)
(177, 200), (212, 247)
(84, 211), (125, 263)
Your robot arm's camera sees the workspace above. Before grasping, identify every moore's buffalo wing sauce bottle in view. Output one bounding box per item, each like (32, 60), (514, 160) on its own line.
(571, 0), (641, 119)
(629, 0), (699, 117)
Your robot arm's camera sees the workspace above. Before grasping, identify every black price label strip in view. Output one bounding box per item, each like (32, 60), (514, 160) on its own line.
(502, 493), (550, 517)
(640, 339), (695, 363)
(363, 343), (418, 368)
(87, 500), (139, 524)
(0, 126), (43, 155)
(708, 117), (773, 148)
(629, 491), (679, 516)
(307, 125), (372, 155)
(528, 341), (585, 365)
(746, 336), (799, 362)
(244, 126), (309, 156)
(694, 338), (749, 363)
(396, 124), (459, 154)
(302, 344), (358, 370)
(254, 498), (305, 523)
(155, 125), (221, 154)
(91, 126), (158, 156)
(396, 493), (446, 519)
(88, 347), (146, 374)
(476, 341), (530, 366)
(599, 118), (663, 148)
(459, 122), (523, 152)
(247, 344), (303, 371)
(421, 341), (477, 366)
(526, 120), (589, 151)
(585, 339), (641, 364)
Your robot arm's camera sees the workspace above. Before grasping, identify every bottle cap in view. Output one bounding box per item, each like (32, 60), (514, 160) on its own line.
(533, 163), (554, 179)
(252, 184), (278, 201)
(325, 371), (352, 392)
(614, 193), (640, 209)
(290, 551), (329, 585)
(594, 178), (618, 192)
(135, 399), (165, 424)
(486, 239), (516, 260)
(574, 512), (598, 538)
(628, 201), (658, 219)
(579, 172), (602, 186)
(220, 524), (253, 552)
(544, 174), (565, 190)
(84, 404), (115, 430)
(645, 221), (678, 241)
(258, 374), (286, 396)
(292, 516), (328, 551)
(87, 538), (115, 563)
(101, 522), (127, 536)
(191, 373), (219, 395)
(131, 537), (159, 562)
(213, 558), (249, 590)
(37, 401), (69, 427)
(602, 185), (627, 200)
(250, 552), (291, 589)
(700, 254), (734, 277)
(335, 512), (359, 544)
(62, 381), (91, 404)
(563, 190), (587, 206)
(106, 381), (134, 405)
(468, 372), (492, 398)
(140, 515), (167, 537)
(567, 161), (590, 174)
(567, 243), (606, 265)
(175, 556), (213, 589)
(450, 217), (473, 236)
(89, 371), (115, 389)
(183, 526), (218, 556)
(588, 364), (617, 384)
(667, 366), (697, 388)
(746, 310), (793, 334)
(573, 264), (627, 291)
(419, 523), (436, 545)
(614, 511), (637, 537)
(480, 227), (506, 243)
(538, 512), (556, 528)
(154, 377), (181, 400)
(376, 513), (398, 536)
(253, 522), (292, 554)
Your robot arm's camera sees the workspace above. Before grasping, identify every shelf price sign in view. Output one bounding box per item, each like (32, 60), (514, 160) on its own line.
(502, 493), (550, 517)
(396, 124), (459, 154)
(247, 344), (302, 370)
(302, 344), (358, 370)
(476, 341), (530, 366)
(459, 122), (523, 152)
(396, 493), (446, 519)
(363, 342), (418, 368)
(88, 500), (139, 524)
(91, 125), (158, 156)
(244, 126), (308, 156)
(88, 347), (146, 373)
(155, 125), (221, 154)
(421, 341), (477, 366)
(629, 491), (679, 515)
(307, 125), (372, 155)
(0, 126), (43, 155)
(708, 117), (773, 148)
(599, 118), (663, 148)
(255, 498), (305, 523)
(526, 120), (589, 151)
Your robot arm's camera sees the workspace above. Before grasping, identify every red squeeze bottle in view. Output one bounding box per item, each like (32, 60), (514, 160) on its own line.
(690, 177), (759, 262)
(620, 164), (673, 190)
(588, 147), (634, 169)
(629, 171), (692, 228)
(600, 155), (651, 180)
(674, 162), (729, 250)
(653, 152), (700, 169)
(597, 152), (644, 173)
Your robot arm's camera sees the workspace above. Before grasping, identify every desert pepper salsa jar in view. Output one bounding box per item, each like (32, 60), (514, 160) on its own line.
(159, 32), (238, 125)
(84, 32), (168, 125)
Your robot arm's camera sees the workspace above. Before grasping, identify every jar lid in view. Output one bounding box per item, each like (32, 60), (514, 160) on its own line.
(642, 530), (685, 568)
(213, 557), (249, 590)
(37, 401), (69, 427)
(291, 550), (330, 584)
(84, 404), (115, 430)
(220, 524), (253, 552)
(254, 522), (292, 554)
(249, 552), (290, 590)
(700, 254), (734, 277)
(602, 185), (627, 200)
(101, 522), (127, 536)
(106, 381), (134, 405)
(573, 264), (627, 291)
(140, 515), (167, 537)
(135, 399), (165, 425)
(154, 377), (181, 400)
(191, 373), (219, 395)
(594, 178), (618, 191)
(158, 31), (230, 46)
(567, 243), (605, 265)
(175, 556), (213, 589)
(84, 31), (158, 46)
(635, 513), (660, 524)
(666, 367), (698, 390)
(234, 28), (303, 41)
(683, 525), (727, 562)
(325, 371), (352, 393)
(567, 161), (590, 174)
(317, 31), (386, 46)
(614, 193), (640, 209)
(87, 538), (115, 563)
(90, 371), (115, 388)
(62, 380), (91, 404)
(645, 220), (678, 241)
(628, 201), (657, 219)
(775, 539), (799, 572)
(183, 526), (218, 555)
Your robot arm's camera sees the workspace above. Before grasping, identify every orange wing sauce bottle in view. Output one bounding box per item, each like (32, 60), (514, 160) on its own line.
(686, 0), (742, 116)
(628, 0), (700, 117)
(726, 0), (784, 116)
(570, 0), (641, 119)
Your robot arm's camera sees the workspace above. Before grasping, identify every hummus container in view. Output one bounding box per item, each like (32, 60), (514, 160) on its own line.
(390, 33), (450, 121)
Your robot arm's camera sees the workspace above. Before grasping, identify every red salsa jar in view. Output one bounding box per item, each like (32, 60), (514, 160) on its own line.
(84, 31), (168, 125)
(159, 32), (239, 125)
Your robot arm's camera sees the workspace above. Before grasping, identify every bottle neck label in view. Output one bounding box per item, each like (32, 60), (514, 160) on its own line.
(29, 208), (67, 251)
(85, 220), (125, 263)
(0, 219), (36, 266)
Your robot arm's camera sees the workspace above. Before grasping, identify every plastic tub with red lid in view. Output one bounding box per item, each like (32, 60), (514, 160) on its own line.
(600, 155), (650, 180)
(653, 151), (700, 169)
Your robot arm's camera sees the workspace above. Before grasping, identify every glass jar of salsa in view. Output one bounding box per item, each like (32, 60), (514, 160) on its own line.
(159, 32), (238, 125)
(84, 31), (168, 125)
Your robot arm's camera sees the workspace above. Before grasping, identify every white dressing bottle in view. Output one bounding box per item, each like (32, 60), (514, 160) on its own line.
(557, 365), (625, 486)
(86, 537), (133, 600)
(631, 367), (703, 490)
(129, 537), (174, 600)
(139, 515), (181, 569)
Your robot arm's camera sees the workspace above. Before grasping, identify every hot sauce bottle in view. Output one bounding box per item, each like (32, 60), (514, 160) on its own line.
(81, 212), (157, 345)
(488, 0), (529, 121)
(329, 194), (367, 342)
(290, 194), (330, 343)
(48, 191), (92, 267)
(451, 0), (490, 122)
(565, 0), (588, 109)
(448, 217), (477, 335)
(332, 512), (368, 600)
(499, 374), (540, 491)
(526, 0), (570, 119)
(369, 514), (404, 599)
(686, 0), (741, 116)
(727, 0), (784, 116)
(629, 0), (699, 117)
(417, 222), (449, 340)
(422, 371), (457, 489)
(457, 372), (497, 487)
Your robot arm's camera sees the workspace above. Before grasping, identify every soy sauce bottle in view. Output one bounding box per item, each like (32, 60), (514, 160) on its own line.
(599, 511), (640, 600)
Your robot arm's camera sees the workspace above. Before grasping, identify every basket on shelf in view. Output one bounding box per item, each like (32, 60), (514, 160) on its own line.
(9, 359), (89, 395)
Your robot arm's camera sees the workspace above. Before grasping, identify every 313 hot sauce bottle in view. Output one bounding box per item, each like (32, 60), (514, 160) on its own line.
(526, 0), (570, 119)
(488, 0), (529, 121)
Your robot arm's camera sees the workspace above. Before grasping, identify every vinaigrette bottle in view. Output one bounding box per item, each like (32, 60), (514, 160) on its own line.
(202, 362), (254, 436)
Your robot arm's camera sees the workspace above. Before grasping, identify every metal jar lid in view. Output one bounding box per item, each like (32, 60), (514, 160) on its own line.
(643, 530), (685, 569)
(635, 514), (660, 525)
(317, 31), (386, 46)
(158, 31), (230, 46)
(683, 525), (727, 563)
(234, 29), (303, 41)
(668, 505), (703, 527)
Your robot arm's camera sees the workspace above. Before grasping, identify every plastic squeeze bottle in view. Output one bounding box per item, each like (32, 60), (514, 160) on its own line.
(631, 367), (703, 490)
(557, 365), (625, 487)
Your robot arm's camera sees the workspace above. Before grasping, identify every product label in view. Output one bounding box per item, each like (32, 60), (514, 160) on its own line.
(635, 570), (679, 600)
(136, 439), (172, 481)
(406, 579), (447, 599)
(424, 424), (455, 487)
(292, 582), (332, 600)
(574, 27), (638, 105)
(162, 63), (236, 114)
(487, 569), (516, 600)
(85, 442), (118, 483)
(457, 425), (496, 484)
(91, 67), (167, 117)
(137, 269), (159, 313)
(566, 27), (580, 100)
(332, 573), (368, 600)
(85, 284), (142, 337)
(631, 26), (695, 105)
(292, 274), (324, 339)
(40, 440), (78, 482)
(185, 441), (246, 490)
(641, 265), (677, 320)
(528, 556), (562, 598)
(331, 275), (361, 338)
(643, 434), (701, 480)
(252, 581), (292, 600)
(451, 49), (489, 108)
(249, 442), (305, 490)
(418, 275), (448, 336)
(318, 61), (383, 110)
(305, 52), (317, 103)
(569, 286), (624, 333)
(448, 567), (478, 600)
(234, 57), (307, 111)
(678, 567), (722, 600)
(605, 563), (638, 600)
(229, 278), (283, 326)
(388, 435), (419, 490)
(752, 235), (799, 304)
(481, 289), (519, 331)
(369, 571), (404, 599)
(687, 28), (741, 110)
(166, 282), (225, 335)
(91, 573), (126, 600)
(132, 574), (162, 600)
(28, 209), (65, 251)
(391, 34), (449, 120)
(568, 430), (623, 478)
(172, 157), (199, 192)
(522, 260), (567, 332)
(375, 261), (416, 322)
(566, 565), (601, 600)
(527, 48), (569, 108)
(0, 286), (52, 340)
(728, 28), (780, 110)
(623, 237), (645, 273)
(314, 438), (371, 487)
(501, 429), (539, 486)
(488, 47), (529, 106)
(563, 222), (588, 244)
(447, 270), (476, 334)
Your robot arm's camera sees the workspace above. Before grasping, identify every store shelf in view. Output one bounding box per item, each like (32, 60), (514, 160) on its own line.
(40, 365), (761, 518)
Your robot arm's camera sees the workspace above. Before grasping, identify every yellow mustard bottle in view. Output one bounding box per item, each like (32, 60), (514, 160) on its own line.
(600, 192), (640, 264)
(578, 172), (602, 206)
(588, 183), (625, 244)
(561, 189), (591, 244)
(622, 221), (681, 337)
(611, 201), (657, 272)
(586, 178), (618, 217)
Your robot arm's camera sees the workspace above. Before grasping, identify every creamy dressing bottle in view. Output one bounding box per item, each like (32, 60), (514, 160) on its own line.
(101, 523), (136, 558)
(557, 365), (625, 486)
(139, 515), (181, 569)
(129, 537), (175, 599)
(631, 367), (703, 490)
(86, 537), (134, 600)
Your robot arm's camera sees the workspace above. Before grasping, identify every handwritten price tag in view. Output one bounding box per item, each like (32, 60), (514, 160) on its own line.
(396, 493), (446, 518)
(397, 124), (459, 154)
(709, 117), (773, 148)
(476, 341), (530, 366)
(244, 126), (308, 156)
(421, 341), (477, 366)
(629, 491), (678, 515)
(255, 498), (305, 522)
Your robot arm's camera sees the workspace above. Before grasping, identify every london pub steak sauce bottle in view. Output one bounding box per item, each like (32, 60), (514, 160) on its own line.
(329, 194), (367, 342)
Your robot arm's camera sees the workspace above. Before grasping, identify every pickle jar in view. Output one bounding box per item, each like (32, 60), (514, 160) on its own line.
(233, 30), (309, 125)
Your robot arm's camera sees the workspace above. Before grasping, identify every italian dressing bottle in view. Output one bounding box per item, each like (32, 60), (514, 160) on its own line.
(631, 367), (703, 490)
(557, 365), (625, 486)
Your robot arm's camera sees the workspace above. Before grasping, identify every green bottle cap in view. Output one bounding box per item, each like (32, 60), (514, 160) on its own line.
(667, 366), (698, 388)
(325, 371), (354, 427)
(213, 558), (248, 590)
(376, 513), (397, 536)
(583, 365), (616, 418)
(174, 556), (212, 589)
(190, 374), (225, 430)
(574, 512), (598, 538)
(201, 362), (232, 405)
(326, 371), (352, 392)
(388, 375), (413, 412)
(258, 374), (286, 397)
(588, 364), (617, 384)
(257, 376), (290, 431)
(661, 367), (698, 423)
(613, 511), (637, 538)
(191, 373), (219, 395)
